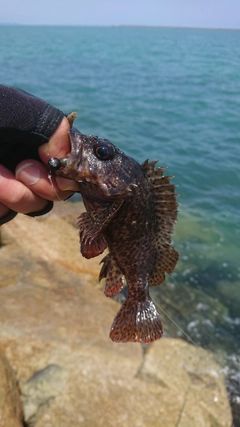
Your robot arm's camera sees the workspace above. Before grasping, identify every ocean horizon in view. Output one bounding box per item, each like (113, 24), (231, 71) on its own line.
(1, 23), (240, 30)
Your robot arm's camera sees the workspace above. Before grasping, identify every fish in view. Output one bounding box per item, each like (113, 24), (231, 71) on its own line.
(50, 127), (179, 343)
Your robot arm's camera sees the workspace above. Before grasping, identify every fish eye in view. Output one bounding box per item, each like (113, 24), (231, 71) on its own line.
(94, 142), (115, 161)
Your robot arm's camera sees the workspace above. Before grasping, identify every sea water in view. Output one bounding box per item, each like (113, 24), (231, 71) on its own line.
(0, 25), (239, 423)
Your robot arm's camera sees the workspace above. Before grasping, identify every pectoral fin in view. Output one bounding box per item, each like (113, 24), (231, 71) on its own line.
(76, 199), (123, 259)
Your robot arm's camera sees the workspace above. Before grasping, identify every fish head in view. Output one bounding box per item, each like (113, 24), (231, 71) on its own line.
(58, 128), (140, 199)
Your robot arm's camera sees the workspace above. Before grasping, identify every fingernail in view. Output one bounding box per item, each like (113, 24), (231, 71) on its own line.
(56, 176), (80, 192)
(15, 163), (40, 186)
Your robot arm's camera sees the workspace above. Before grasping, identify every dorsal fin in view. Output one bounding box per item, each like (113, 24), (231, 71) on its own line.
(141, 159), (179, 286)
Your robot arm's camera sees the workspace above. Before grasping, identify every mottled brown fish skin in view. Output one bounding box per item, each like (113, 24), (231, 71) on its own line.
(57, 128), (179, 343)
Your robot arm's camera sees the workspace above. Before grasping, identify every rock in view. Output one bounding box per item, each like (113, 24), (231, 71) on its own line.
(140, 339), (232, 427)
(0, 202), (101, 279)
(0, 203), (232, 426)
(21, 364), (67, 426)
(0, 351), (23, 427)
(30, 339), (232, 427)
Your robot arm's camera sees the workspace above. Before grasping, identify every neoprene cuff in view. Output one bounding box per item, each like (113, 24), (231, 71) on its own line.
(0, 85), (65, 172)
(0, 201), (54, 226)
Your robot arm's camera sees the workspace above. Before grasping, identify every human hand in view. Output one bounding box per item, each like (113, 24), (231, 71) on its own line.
(0, 116), (80, 225)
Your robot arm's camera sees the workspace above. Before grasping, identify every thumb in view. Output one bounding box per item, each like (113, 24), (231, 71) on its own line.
(38, 116), (70, 163)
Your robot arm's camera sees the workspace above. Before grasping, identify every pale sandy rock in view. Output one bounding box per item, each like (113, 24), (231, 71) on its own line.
(32, 339), (232, 427)
(140, 339), (232, 427)
(0, 205), (232, 426)
(1, 202), (103, 279)
(0, 351), (23, 427)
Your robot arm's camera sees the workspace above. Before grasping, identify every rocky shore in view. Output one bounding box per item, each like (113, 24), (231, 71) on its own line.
(0, 202), (232, 426)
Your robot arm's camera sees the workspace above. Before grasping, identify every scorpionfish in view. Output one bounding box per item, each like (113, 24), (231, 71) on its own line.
(50, 127), (179, 344)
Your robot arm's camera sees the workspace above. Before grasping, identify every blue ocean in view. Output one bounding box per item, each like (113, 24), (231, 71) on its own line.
(0, 25), (239, 422)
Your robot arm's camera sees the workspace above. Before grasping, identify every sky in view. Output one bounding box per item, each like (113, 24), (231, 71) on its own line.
(0, 0), (239, 29)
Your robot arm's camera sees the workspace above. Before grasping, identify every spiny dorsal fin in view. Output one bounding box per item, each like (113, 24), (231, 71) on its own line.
(141, 159), (179, 286)
(141, 159), (163, 176)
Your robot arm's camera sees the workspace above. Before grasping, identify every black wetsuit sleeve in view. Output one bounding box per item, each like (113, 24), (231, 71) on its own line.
(0, 85), (65, 172)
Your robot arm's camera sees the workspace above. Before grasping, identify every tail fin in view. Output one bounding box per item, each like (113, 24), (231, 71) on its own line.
(109, 296), (163, 343)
